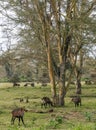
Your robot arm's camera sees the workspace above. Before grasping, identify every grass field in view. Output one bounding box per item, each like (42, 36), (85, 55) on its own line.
(0, 83), (96, 130)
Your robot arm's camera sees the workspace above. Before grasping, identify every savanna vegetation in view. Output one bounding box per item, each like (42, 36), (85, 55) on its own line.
(0, 83), (96, 130)
(0, 0), (95, 106)
(0, 0), (96, 129)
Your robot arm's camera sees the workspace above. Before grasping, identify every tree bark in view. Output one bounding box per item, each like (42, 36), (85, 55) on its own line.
(47, 44), (57, 99)
(58, 61), (66, 106)
(75, 51), (83, 94)
(75, 69), (82, 94)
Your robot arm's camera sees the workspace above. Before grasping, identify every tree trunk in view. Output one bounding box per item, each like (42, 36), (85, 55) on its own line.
(76, 77), (82, 94)
(46, 40), (57, 105)
(59, 82), (66, 106)
(75, 51), (83, 94)
(75, 67), (82, 94)
(58, 61), (66, 106)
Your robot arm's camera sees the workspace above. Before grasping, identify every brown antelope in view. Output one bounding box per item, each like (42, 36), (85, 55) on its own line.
(41, 96), (53, 108)
(11, 107), (27, 126)
(71, 96), (81, 107)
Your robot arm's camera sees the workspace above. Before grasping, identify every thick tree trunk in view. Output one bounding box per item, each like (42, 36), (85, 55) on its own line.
(76, 79), (82, 94)
(75, 68), (82, 94)
(41, 1), (57, 104)
(59, 82), (66, 106)
(57, 0), (72, 106)
(58, 62), (66, 106)
(47, 41), (57, 105)
(75, 51), (83, 94)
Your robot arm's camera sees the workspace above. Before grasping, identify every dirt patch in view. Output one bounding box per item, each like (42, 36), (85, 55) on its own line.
(64, 111), (85, 122)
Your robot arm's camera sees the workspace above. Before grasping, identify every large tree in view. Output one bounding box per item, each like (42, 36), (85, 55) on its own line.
(0, 0), (96, 106)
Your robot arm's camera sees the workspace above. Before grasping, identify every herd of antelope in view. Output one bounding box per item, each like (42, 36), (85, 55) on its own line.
(10, 95), (81, 126)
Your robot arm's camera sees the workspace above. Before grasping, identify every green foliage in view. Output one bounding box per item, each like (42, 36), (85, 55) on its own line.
(10, 73), (20, 83)
(71, 123), (96, 130)
(84, 112), (92, 121)
(31, 116), (37, 124)
(26, 71), (33, 82)
(36, 125), (46, 130)
(46, 116), (63, 129)
(0, 77), (9, 82)
(55, 116), (63, 124)
(4, 62), (13, 78)
(19, 75), (27, 82)
(94, 123), (96, 130)
(46, 119), (59, 129)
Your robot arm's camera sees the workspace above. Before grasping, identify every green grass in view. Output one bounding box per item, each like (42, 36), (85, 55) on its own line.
(0, 83), (96, 129)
